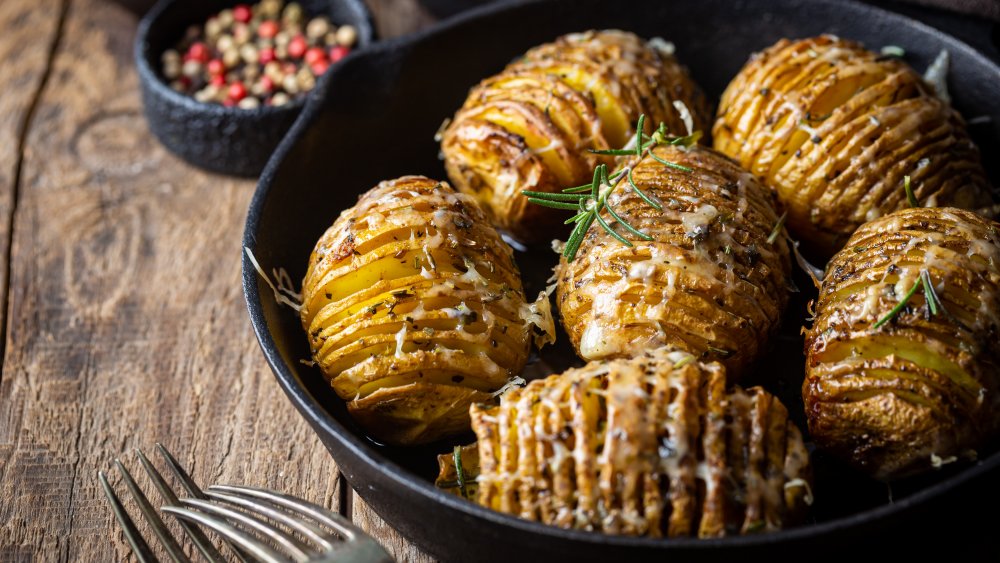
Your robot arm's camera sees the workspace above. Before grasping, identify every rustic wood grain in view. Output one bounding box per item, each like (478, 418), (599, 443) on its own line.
(0, 0), (66, 373)
(0, 0), (443, 560)
(0, 0), (342, 559)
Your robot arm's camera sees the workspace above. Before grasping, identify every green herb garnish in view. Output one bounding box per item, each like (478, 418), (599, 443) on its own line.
(525, 114), (697, 261)
(673, 354), (695, 369)
(873, 268), (941, 329)
(767, 211), (788, 245)
(453, 445), (467, 497)
(904, 175), (919, 208)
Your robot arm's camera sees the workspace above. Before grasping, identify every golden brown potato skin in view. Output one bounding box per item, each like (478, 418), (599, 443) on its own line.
(556, 144), (791, 379)
(713, 35), (994, 258)
(442, 30), (710, 241)
(470, 349), (812, 537)
(300, 176), (552, 445)
(804, 207), (1000, 480)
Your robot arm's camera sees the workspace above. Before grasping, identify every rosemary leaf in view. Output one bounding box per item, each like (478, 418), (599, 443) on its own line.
(920, 269), (940, 316)
(589, 148), (636, 156)
(521, 190), (586, 202)
(904, 175), (919, 208)
(563, 213), (596, 260)
(673, 354), (695, 369)
(563, 184), (595, 194)
(590, 165), (602, 198)
(453, 445), (467, 494)
(527, 198), (581, 210)
(628, 168), (663, 211)
(635, 114), (646, 158)
(767, 211), (788, 244)
(873, 277), (922, 329)
(650, 151), (694, 172)
(605, 203), (654, 240)
(595, 211), (633, 246)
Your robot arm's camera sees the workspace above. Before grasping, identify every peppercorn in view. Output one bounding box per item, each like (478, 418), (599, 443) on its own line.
(287, 35), (307, 59)
(335, 25), (357, 47)
(304, 46), (326, 66)
(233, 4), (252, 23)
(306, 17), (330, 40)
(329, 45), (349, 62)
(206, 58), (225, 76)
(160, 1), (359, 109)
(228, 81), (248, 102)
(258, 20), (278, 39)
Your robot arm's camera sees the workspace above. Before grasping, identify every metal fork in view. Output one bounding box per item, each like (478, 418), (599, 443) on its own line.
(98, 443), (393, 563)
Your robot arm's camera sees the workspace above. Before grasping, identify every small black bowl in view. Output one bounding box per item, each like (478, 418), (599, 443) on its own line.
(135, 0), (374, 177)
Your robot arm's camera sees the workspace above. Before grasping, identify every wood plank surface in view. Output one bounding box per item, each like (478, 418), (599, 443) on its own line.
(0, 0), (443, 560)
(0, 0), (66, 372)
(0, 0), (342, 559)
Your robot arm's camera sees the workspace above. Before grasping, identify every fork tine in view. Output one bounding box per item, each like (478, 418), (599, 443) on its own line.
(135, 449), (226, 563)
(99, 470), (159, 563)
(162, 506), (288, 563)
(113, 460), (192, 563)
(181, 498), (312, 561)
(207, 485), (359, 540)
(206, 490), (335, 550)
(155, 443), (207, 500)
(154, 443), (255, 563)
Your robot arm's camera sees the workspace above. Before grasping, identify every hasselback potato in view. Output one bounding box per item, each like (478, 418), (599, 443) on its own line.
(804, 206), (1000, 479)
(441, 29), (710, 241)
(300, 176), (555, 445)
(556, 144), (791, 379)
(713, 35), (994, 258)
(465, 349), (812, 537)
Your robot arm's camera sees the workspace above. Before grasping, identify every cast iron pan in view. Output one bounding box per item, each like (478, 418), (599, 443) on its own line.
(243, 0), (1000, 560)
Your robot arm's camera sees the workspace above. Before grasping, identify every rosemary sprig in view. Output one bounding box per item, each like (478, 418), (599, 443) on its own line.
(767, 211), (788, 245)
(872, 268), (941, 329)
(904, 175), (919, 208)
(920, 269), (942, 317)
(453, 445), (468, 498)
(526, 114), (696, 261)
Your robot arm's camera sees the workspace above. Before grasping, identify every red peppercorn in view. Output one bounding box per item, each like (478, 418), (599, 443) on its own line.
(206, 58), (226, 76)
(258, 46), (276, 64)
(210, 74), (226, 86)
(258, 20), (279, 39)
(329, 45), (350, 62)
(310, 61), (329, 76)
(260, 75), (275, 92)
(283, 62), (297, 74)
(233, 4), (252, 23)
(304, 47), (327, 66)
(228, 81), (247, 101)
(187, 42), (210, 63)
(288, 35), (308, 59)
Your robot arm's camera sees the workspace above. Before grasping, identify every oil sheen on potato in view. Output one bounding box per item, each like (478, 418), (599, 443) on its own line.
(714, 35), (994, 258)
(299, 176), (554, 445)
(805, 207), (1000, 479)
(556, 144), (792, 380)
(465, 349), (812, 537)
(442, 29), (710, 242)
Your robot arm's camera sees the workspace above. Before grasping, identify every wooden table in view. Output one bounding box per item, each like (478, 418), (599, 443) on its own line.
(0, 0), (436, 560)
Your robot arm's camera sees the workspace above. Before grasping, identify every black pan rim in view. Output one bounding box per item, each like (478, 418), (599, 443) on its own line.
(243, 0), (1000, 549)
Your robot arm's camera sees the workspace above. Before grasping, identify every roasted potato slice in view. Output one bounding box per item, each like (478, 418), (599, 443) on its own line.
(300, 176), (555, 445)
(457, 349), (812, 537)
(556, 144), (791, 379)
(442, 29), (710, 241)
(714, 35), (994, 258)
(804, 207), (1000, 479)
